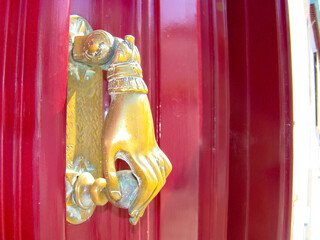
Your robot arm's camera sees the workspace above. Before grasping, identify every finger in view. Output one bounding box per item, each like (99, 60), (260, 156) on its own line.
(129, 206), (146, 225)
(155, 154), (166, 181)
(129, 156), (157, 219)
(129, 154), (165, 224)
(147, 153), (165, 186)
(130, 184), (160, 225)
(144, 153), (165, 205)
(102, 147), (121, 201)
(158, 150), (172, 177)
(152, 152), (166, 182)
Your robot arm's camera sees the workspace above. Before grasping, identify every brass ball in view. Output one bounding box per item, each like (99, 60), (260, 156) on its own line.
(83, 30), (114, 64)
(86, 37), (102, 54)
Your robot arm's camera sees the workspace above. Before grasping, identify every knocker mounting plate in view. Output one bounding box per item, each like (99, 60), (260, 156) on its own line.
(66, 15), (102, 224)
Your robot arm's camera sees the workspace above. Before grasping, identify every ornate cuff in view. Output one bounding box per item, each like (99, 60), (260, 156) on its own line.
(108, 76), (148, 94)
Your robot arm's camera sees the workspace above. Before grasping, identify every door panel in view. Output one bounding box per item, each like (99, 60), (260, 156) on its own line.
(158, 0), (229, 239)
(0, 0), (69, 239)
(227, 0), (293, 239)
(67, 0), (229, 239)
(0, 0), (292, 239)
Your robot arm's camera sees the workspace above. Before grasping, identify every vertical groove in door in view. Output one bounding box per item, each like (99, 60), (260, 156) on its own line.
(275, 0), (293, 239)
(35, 1), (70, 239)
(0, 0), (10, 238)
(0, 0), (31, 239)
(152, 1), (161, 239)
(198, 0), (230, 239)
(227, 0), (251, 239)
(227, 0), (293, 239)
(13, 0), (27, 238)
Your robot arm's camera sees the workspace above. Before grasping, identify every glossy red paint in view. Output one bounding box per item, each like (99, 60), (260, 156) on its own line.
(227, 0), (293, 239)
(66, 1), (230, 240)
(0, 0), (292, 239)
(0, 0), (69, 239)
(67, 0), (230, 239)
(160, 0), (230, 239)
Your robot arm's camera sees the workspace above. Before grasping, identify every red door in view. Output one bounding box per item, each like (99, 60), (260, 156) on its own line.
(0, 0), (292, 239)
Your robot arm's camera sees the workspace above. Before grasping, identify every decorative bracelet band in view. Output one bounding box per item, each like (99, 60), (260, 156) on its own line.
(107, 62), (142, 80)
(108, 76), (148, 94)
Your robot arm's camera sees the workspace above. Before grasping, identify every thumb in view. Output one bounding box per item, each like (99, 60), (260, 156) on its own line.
(103, 149), (122, 202)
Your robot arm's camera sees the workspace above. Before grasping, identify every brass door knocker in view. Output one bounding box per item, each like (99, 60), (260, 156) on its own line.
(66, 15), (172, 225)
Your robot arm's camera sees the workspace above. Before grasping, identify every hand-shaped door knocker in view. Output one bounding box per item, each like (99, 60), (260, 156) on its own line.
(65, 16), (172, 225)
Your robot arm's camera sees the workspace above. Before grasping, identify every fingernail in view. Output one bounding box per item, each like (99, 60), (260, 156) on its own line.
(129, 209), (137, 218)
(111, 191), (121, 201)
(129, 217), (138, 225)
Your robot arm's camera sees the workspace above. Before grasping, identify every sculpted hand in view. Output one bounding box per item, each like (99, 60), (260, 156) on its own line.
(72, 29), (172, 224)
(102, 93), (172, 224)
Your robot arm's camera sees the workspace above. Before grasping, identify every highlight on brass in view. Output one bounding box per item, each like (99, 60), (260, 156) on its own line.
(66, 15), (172, 225)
